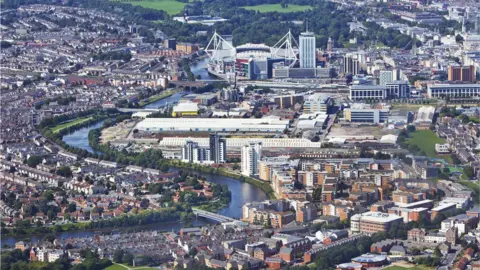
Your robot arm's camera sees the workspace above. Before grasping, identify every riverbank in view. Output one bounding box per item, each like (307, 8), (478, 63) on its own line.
(165, 160), (276, 200)
(138, 88), (181, 107)
(1, 207), (189, 237)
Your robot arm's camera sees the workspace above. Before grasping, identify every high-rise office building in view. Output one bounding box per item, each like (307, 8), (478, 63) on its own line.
(241, 142), (262, 176)
(344, 53), (360, 75)
(448, 65), (476, 82)
(379, 69), (400, 86)
(209, 133), (226, 163)
(299, 30), (316, 68)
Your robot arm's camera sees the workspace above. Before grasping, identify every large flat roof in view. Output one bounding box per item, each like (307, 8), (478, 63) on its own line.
(352, 211), (403, 223)
(428, 84), (480, 89)
(136, 117), (289, 131)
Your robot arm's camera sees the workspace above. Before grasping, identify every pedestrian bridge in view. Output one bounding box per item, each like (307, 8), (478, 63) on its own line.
(193, 209), (236, 223)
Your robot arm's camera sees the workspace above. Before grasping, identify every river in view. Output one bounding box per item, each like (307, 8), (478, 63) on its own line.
(2, 117), (269, 246)
(61, 120), (105, 154)
(190, 57), (217, 80)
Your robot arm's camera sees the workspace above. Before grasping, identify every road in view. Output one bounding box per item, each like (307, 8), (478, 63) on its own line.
(437, 247), (461, 270)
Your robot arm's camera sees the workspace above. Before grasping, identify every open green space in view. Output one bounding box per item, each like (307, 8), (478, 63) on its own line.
(406, 130), (452, 163)
(50, 117), (93, 134)
(242, 4), (312, 13)
(459, 180), (480, 197)
(105, 263), (156, 270)
(110, 0), (186, 15)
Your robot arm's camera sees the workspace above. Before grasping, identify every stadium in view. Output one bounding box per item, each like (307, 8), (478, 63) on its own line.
(205, 31), (298, 80)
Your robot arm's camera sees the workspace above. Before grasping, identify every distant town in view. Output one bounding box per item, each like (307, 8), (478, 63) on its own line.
(1, 0), (480, 270)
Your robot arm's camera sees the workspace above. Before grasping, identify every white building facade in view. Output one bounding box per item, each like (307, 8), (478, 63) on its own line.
(241, 142), (262, 176)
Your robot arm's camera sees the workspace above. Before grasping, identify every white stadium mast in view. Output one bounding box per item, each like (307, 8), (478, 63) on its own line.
(272, 29), (299, 68)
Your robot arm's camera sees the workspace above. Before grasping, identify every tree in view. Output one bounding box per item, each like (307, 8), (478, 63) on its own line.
(57, 166), (72, 177)
(27, 155), (42, 168)
(455, 34), (464, 43)
(113, 249), (124, 263)
(463, 166), (474, 179)
(68, 202), (77, 213)
(434, 246), (442, 257)
(122, 252), (134, 266)
(43, 191), (54, 201)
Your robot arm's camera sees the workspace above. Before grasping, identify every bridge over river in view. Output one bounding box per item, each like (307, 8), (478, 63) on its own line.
(193, 209), (236, 223)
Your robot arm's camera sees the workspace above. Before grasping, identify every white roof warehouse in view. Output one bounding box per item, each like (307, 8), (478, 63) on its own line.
(135, 117), (290, 133)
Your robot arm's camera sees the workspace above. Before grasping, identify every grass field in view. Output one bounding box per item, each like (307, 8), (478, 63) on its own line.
(50, 117), (93, 134)
(242, 4), (312, 13)
(459, 180), (480, 197)
(105, 263), (156, 270)
(110, 0), (186, 15)
(406, 130), (451, 162)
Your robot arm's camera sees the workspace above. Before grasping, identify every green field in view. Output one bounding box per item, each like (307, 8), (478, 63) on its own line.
(242, 4), (312, 13)
(50, 117), (93, 134)
(460, 180), (480, 197)
(110, 0), (186, 15)
(406, 130), (450, 161)
(105, 263), (156, 270)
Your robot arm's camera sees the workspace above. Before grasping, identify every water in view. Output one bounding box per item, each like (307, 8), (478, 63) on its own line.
(169, 168), (267, 219)
(62, 120), (105, 154)
(23, 122), (269, 247)
(143, 91), (186, 109)
(190, 57), (217, 80)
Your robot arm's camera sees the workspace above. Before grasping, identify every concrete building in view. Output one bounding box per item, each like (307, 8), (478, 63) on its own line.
(386, 81), (410, 99)
(448, 65), (476, 82)
(303, 94), (333, 113)
(349, 85), (387, 100)
(241, 141), (262, 176)
(431, 203), (457, 220)
(379, 69), (400, 85)
(350, 211), (403, 233)
(209, 133), (226, 164)
(344, 103), (390, 124)
(344, 53), (361, 75)
(181, 140), (210, 164)
(273, 94), (304, 109)
(299, 31), (316, 69)
(427, 84), (480, 98)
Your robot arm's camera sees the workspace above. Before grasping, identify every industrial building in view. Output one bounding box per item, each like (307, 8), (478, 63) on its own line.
(427, 84), (480, 98)
(135, 117), (290, 133)
(414, 106), (435, 125)
(172, 102), (199, 117)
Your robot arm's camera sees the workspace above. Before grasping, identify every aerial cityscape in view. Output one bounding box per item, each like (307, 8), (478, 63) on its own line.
(1, 0), (480, 269)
